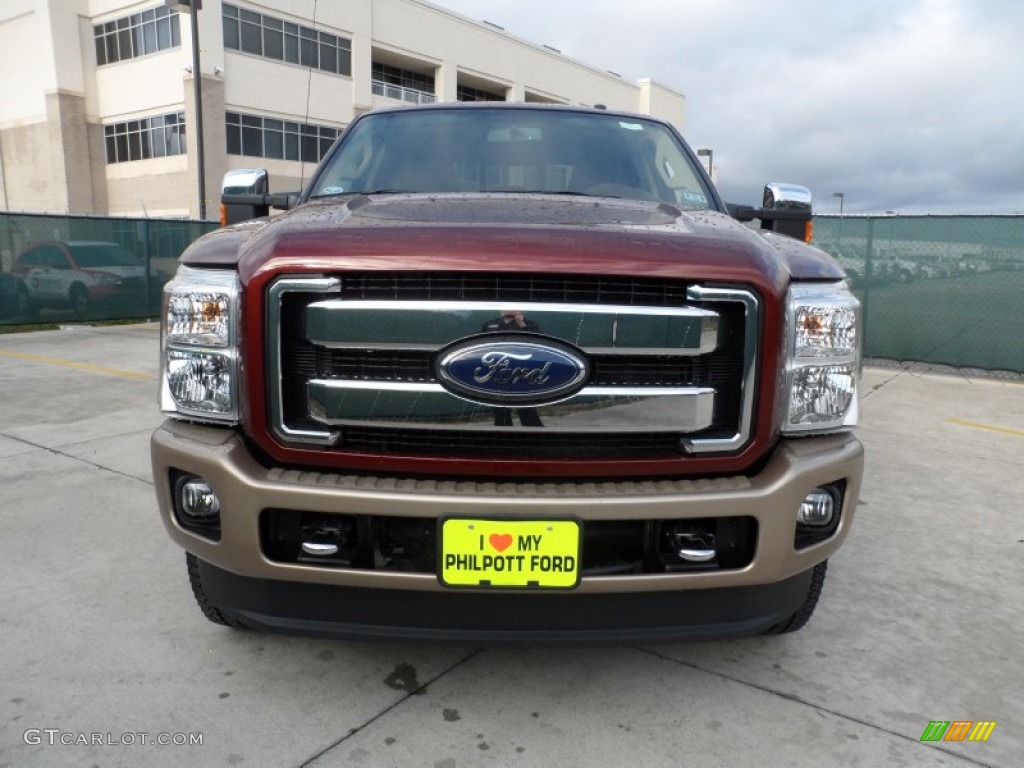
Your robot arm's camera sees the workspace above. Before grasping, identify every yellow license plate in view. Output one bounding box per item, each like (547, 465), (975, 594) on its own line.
(439, 518), (581, 589)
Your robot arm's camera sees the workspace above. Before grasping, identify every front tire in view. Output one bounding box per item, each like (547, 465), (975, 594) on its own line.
(186, 553), (247, 629)
(763, 560), (828, 634)
(17, 286), (36, 319)
(69, 284), (91, 317)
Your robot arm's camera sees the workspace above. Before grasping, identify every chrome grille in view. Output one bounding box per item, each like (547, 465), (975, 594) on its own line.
(267, 274), (758, 459)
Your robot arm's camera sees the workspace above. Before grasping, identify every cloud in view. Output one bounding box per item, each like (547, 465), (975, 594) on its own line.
(431, 0), (1024, 213)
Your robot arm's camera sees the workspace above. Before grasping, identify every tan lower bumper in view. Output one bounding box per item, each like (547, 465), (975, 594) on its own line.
(151, 420), (863, 593)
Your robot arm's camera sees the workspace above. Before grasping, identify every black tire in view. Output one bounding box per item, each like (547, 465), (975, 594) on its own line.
(69, 284), (90, 317)
(763, 560), (828, 635)
(186, 552), (247, 629)
(17, 286), (37, 319)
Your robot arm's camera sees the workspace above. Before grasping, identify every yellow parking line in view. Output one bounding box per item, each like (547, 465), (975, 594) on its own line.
(948, 418), (1024, 438)
(0, 348), (154, 380)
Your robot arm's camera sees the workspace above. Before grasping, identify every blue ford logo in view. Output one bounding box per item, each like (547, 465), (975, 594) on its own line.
(436, 335), (589, 405)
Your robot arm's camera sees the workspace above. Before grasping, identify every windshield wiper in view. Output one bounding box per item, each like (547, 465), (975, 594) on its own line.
(529, 190), (606, 197)
(310, 188), (408, 199)
(479, 189), (614, 198)
(317, 189), (624, 199)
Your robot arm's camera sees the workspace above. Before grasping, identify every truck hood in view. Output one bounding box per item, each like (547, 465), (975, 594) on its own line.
(182, 194), (843, 286)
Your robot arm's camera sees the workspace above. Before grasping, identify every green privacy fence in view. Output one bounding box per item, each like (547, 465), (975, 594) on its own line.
(2, 211), (1022, 371)
(813, 215), (1024, 372)
(0, 212), (217, 325)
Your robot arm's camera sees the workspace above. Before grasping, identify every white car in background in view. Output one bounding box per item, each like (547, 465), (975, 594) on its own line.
(12, 240), (162, 317)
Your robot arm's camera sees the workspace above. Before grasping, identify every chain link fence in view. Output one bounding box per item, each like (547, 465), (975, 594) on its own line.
(3, 211), (1021, 372)
(0, 212), (217, 326)
(814, 215), (1023, 372)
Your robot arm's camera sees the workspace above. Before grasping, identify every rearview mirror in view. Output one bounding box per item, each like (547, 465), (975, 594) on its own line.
(222, 168), (268, 196)
(762, 183), (812, 212)
(220, 169), (298, 225)
(727, 183), (814, 242)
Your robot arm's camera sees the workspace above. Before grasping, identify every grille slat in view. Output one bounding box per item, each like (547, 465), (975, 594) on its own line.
(337, 272), (690, 307)
(283, 343), (744, 388)
(335, 427), (683, 459)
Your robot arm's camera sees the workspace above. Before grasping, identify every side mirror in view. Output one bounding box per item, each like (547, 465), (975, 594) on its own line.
(762, 182), (812, 212)
(760, 183), (813, 242)
(727, 183), (814, 242)
(220, 168), (298, 225)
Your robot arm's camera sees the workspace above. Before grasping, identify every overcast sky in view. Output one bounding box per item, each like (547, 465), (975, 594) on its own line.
(431, 0), (1024, 214)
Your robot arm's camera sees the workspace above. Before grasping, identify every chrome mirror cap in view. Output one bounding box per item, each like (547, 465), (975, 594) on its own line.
(763, 183), (812, 212)
(222, 168), (269, 195)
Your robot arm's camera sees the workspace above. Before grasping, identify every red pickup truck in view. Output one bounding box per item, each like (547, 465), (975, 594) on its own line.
(152, 104), (862, 643)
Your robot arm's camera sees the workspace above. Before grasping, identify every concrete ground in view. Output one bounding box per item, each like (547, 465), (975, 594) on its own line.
(0, 323), (1021, 768)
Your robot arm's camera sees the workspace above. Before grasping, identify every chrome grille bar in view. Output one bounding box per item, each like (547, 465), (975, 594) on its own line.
(307, 379), (716, 433)
(305, 300), (720, 356)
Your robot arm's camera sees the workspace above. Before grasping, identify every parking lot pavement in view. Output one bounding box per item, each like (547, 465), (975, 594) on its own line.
(1, 324), (1021, 768)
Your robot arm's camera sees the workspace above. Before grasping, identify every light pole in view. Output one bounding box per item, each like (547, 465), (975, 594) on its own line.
(832, 192), (845, 249)
(167, 0), (206, 220)
(696, 148), (713, 180)
(832, 191), (845, 215)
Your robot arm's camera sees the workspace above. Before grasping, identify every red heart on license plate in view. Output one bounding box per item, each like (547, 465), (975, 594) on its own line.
(489, 533), (513, 553)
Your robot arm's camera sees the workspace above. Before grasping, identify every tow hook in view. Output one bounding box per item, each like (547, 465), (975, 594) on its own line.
(674, 532), (716, 562)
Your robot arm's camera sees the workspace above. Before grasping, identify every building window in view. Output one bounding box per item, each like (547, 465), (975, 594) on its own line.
(457, 84), (506, 102)
(94, 6), (180, 66)
(104, 112), (186, 164)
(226, 112), (340, 163)
(371, 62), (436, 104)
(222, 4), (351, 76)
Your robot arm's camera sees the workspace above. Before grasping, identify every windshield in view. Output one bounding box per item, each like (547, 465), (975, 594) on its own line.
(69, 244), (142, 268)
(309, 107), (714, 209)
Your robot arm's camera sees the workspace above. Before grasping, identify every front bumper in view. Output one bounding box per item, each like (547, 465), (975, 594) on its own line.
(153, 421), (861, 596)
(192, 557), (821, 643)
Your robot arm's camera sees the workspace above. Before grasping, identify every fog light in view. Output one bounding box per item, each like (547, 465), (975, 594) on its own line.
(180, 479), (221, 520)
(798, 489), (835, 527)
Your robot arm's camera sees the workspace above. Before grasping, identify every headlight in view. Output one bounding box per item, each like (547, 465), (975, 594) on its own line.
(781, 281), (861, 435)
(160, 267), (241, 423)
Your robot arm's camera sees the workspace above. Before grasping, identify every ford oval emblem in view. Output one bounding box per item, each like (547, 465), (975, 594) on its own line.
(435, 335), (589, 406)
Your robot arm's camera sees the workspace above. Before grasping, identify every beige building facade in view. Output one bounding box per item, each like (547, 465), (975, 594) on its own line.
(0, 0), (686, 219)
